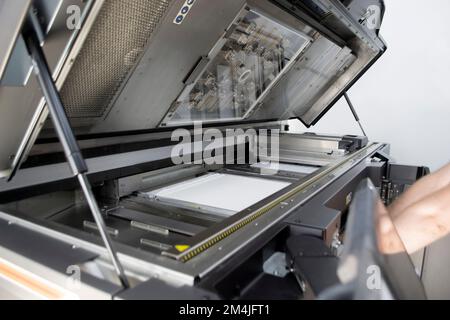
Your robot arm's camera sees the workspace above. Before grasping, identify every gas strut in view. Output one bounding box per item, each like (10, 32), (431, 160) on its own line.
(22, 9), (129, 289)
(344, 92), (368, 138)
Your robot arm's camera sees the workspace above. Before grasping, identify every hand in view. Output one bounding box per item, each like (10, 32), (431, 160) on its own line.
(387, 163), (450, 254)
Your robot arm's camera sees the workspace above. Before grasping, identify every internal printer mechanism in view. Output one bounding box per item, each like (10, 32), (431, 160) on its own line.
(162, 8), (311, 125)
(0, 0), (430, 300)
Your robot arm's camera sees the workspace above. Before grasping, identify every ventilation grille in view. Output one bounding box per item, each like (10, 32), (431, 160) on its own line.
(60, 0), (171, 119)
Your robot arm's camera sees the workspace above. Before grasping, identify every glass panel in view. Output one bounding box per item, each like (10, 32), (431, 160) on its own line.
(162, 9), (310, 126)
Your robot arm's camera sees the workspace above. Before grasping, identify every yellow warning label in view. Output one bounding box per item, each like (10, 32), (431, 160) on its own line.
(175, 245), (190, 253)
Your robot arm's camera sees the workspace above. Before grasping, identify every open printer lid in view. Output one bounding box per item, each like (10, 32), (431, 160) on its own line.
(0, 0), (386, 178)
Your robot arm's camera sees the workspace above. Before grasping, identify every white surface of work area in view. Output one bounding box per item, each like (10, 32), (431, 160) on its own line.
(251, 162), (319, 175)
(289, 0), (450, 172)
(147, 173), (291, 216)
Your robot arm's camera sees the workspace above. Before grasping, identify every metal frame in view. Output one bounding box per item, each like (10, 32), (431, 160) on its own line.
(2, 0), (102, 181)
(0, 0), (31, 82)
(0, 142), (386, 288)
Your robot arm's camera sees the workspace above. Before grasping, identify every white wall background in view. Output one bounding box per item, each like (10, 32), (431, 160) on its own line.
(289, 0), (450, 172)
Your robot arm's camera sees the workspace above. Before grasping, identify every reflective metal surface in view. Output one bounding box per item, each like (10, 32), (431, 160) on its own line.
(0, 0), (93, 179)
(1, 0), (387, 169)
(92, 0), (247, 133)
(0, 0), (31, 82)
(25, 0), (386, 134)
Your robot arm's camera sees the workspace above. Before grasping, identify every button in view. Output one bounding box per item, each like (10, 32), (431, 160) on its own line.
(175, 15), (184, 23)
(181, 6), (189, 14)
